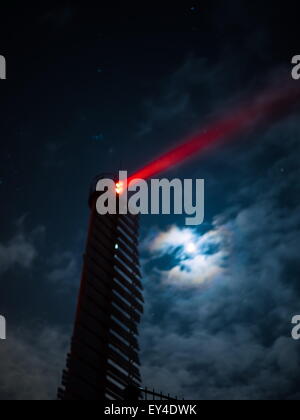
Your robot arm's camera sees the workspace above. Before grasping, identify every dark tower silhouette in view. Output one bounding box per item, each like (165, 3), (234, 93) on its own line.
(58, 175), (144, 400)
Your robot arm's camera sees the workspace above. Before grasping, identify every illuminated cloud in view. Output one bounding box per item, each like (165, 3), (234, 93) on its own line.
(148, 226), (195, 253)
(163, 252), (226, 287)
(146, 225), (231, 287)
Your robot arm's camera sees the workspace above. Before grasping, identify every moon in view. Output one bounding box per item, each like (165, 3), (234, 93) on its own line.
(185, 242), (197, 254)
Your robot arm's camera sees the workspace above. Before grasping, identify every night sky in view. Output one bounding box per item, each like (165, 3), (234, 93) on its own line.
(1, 1), (300, 400)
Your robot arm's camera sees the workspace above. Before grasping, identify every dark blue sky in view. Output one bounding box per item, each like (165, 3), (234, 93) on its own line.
(0, 1), (300, 400)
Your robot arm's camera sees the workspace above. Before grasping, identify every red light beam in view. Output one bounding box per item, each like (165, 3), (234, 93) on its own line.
(128, 82), (300, 185)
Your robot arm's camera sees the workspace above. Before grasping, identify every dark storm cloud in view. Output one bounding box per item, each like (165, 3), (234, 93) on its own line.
(135, 0), (288, 148)
(134, 17), (300, 397)
(0, 326), (68, 400)
(139, 115), (300, 400)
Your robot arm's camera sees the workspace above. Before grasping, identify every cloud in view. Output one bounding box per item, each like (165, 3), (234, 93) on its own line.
(0, 222), (72, 400)
(0, 326), (69, 400)
(0, 234), (37, 275)
(47, 251), (80, 289)
(141, 326), (300, 400)
(144, 225), (230, 287)
(139, 116), (300, 400)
